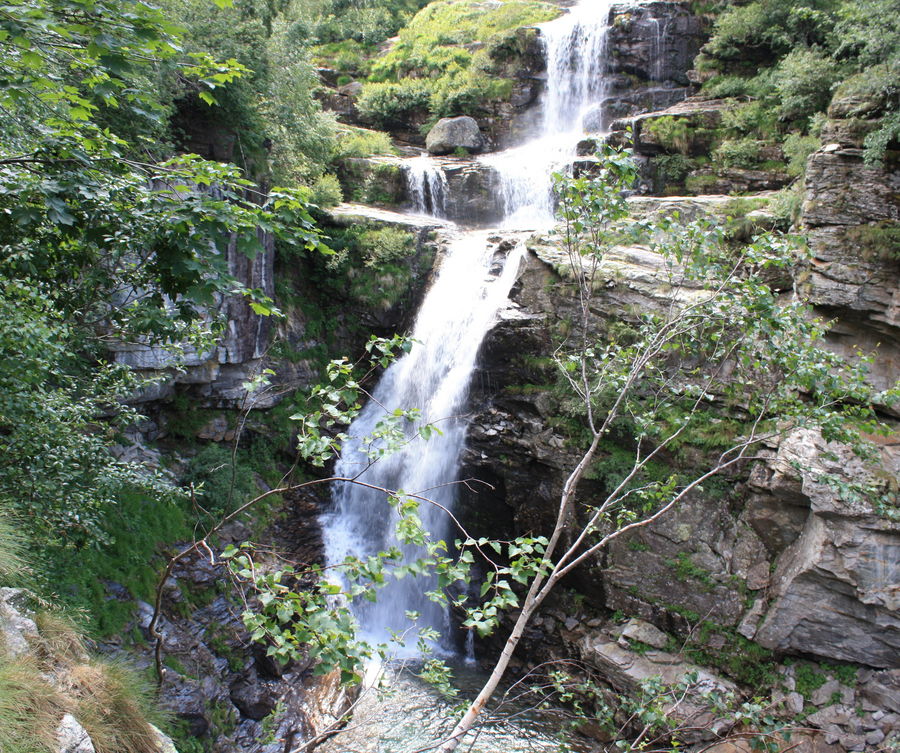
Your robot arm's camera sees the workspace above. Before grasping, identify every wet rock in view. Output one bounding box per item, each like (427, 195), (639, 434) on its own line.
(56, 715), (95, 753)
(425, 117), (484, 156)
(606, 1), (704, 86)
(230, 676), (280, 721)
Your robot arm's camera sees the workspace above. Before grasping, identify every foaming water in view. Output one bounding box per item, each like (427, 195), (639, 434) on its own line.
(323, 232), (525, 648)
(317, 661), (576, 753)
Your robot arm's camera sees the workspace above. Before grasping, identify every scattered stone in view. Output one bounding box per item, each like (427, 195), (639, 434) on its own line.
(785, 692), (805, 715)
(866, 729), (886, 746)
(56, 714), (95, 753)
(838, 733), (866, 751)
(425, 117), (484, 156)
(811, 679), (841, 707)
(620, 618), (669, 649)
(860, 670), (900, 713)
(807, 704), (853, 728)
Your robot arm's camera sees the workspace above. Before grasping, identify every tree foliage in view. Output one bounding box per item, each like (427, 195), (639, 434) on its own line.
(0, 0), (328, 597)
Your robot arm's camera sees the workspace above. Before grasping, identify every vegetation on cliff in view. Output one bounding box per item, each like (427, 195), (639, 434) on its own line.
(699, 0), (899, 165)
(357, 0), (559, 126)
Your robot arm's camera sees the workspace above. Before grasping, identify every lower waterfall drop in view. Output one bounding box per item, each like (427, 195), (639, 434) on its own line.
(323, 231), (525, 648)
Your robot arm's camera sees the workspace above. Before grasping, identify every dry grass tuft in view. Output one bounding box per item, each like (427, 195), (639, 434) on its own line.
(0, 655), (65, 753)
(33, 611), (90, 668)
(68, 659), (162, 753)
(1, 605), (169, 753)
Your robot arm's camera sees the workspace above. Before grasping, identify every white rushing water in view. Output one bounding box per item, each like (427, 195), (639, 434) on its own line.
(405, 155), (448, 217)
(482, 0), (616, 229)
(324, 0), (619, 652)
(324, 231), (525, 648)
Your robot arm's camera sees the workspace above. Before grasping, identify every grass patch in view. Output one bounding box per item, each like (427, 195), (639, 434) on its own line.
(0, 656), (62, 753)
(358, 0), (559, 125)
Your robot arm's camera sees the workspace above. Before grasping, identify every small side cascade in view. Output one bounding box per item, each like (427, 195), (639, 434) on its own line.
(404, 155), (449, 217)
(648, 16), (669, 81)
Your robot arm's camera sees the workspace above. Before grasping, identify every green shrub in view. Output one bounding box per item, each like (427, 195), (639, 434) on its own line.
(702, 0), (834, 68)
(770, 48), (843, 125)
(782, 132), (820, 175)
(646, 116), (691, 153)
(310, 173), (344, 208)
(702, 75), (753, 98)
(770, 183), (804, 225)
(184, 445), (263, 520)
(713, 138), (766, 168)
(360, 0), (559, 122)
(332, 127), (397, 160)
(721, 100), (779, 139)
(654, 153), (696, 184)
(357, 227), (416, 266)
(356, 79), (432, 125)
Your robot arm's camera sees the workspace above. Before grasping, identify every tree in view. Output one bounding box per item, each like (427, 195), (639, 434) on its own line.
(431, 148), (891, 751)
(191, 145), (892, 751)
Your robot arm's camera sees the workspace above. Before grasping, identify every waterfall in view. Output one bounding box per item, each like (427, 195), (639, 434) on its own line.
(324, 233), (525, 648)
(540, 0), (616, 137)
(405, 155), (449, 217)
(323, 0), (620, 652)
(481, 0), (616, 229)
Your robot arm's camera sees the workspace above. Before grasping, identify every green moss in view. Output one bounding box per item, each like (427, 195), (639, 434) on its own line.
(46, 486), (192, 636)
(793, 662), (828, 698)
(845, 222), (900, 261)
(684, 623), (779, 689)
(684, 173), (719, 192)
(667, 552), (716, 591)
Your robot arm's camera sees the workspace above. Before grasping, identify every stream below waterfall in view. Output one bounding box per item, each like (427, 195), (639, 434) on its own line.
(317, 661), (586, 753)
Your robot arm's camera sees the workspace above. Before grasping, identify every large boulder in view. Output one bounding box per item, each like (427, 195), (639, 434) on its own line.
(747, 429), (900, 668)
(425, 116), (485, 155)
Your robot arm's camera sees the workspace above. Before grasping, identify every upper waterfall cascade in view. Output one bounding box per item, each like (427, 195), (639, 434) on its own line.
(324, 0), (638, 649)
